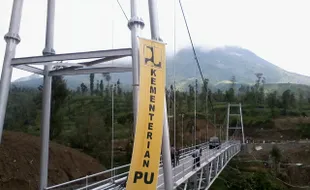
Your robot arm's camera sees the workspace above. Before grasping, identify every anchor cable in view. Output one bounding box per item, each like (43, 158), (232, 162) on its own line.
(178, 0), (214, 112)
(117, 0), (129, 21)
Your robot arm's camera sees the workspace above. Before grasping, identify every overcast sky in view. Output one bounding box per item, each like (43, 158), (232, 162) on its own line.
(0, 0), (310, 81)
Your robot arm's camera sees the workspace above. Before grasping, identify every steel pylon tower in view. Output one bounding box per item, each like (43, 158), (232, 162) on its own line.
(226, 103), (245, 144)
(0, 0), (173, 189)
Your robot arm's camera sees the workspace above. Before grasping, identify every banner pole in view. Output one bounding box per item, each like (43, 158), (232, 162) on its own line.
(129, 0), (145, 132)
(148, 0), (174, 189)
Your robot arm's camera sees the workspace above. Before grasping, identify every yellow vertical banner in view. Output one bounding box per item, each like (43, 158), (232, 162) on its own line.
(126, 38), (166, 190)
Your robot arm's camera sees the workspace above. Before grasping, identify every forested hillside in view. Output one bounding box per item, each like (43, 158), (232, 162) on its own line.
(6, 71), (310, 161)
(3, 70), (310, 189)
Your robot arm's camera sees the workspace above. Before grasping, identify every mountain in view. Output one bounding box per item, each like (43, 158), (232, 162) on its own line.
(12, 74), (43, 89)
(11, 46), (310, 91)
(167, 46), (310, 88)
(14, 74), (42, 82)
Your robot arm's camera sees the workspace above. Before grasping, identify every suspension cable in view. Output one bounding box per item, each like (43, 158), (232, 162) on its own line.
(116, 0), (129, 21)
(178, 0), (214, 112)
(214, 113), (216, 137)
(222, 112), (228, 141)
(111, 84), (115, 177)
(173, 0), (177, 167)
(205, 80), (209, 142)
(111, 0), (115, 178)
(194, 76), (197, 146)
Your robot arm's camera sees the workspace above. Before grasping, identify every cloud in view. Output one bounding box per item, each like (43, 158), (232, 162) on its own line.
(1, 0), (310, 82)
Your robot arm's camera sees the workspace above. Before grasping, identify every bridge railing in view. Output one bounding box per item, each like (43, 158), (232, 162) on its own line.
(43, 163), (130, 190)
(44, 142), (209, 190)
(156, 141), (235, 188)
(96, 142), (229, 190)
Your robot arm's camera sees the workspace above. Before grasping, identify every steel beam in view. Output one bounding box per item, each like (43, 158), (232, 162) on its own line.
(226, 103), (230, 142)
(81, 56), (128, 66)
(229, 104), (240, 107)
(206, 163), (211, 186)
(198, 168), (204, 189)
(240, 103), (245, 144)
(0, 0), (24, 143)
(48, 66), (132, 76)
(161, 100), (174, 190)
(14, 65), (44, 75)
(215, 157), (219, 174)
(230, 104), (239, 107)
(184, 180), (188, 190)
(11, 48), (132, 65)
(208, 162), (212, 185)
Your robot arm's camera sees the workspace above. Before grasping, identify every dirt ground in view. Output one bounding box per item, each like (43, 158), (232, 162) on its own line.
(243, 117), (310, 140)
(241, 143), (310, 186)
(0, 131), (105, 190)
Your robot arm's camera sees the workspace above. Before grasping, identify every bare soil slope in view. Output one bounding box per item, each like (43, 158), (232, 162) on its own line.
(0, 131), (105, 190)
(244, 143), (310, 186)
(245, 117), (310, 140)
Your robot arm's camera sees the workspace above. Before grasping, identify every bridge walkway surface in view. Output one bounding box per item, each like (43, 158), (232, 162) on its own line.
(45, 141), (240, 190)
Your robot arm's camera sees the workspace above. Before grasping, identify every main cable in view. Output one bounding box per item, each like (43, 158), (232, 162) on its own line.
(178, 0), (214, 112)
(173, 0), (177, 167)
(111, 0), (115, 178)
(117, 0), (129, 21)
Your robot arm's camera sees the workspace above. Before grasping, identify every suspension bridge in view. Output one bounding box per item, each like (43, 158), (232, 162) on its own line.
(44, 140), (241, 190)
(0, 0), (245, 190)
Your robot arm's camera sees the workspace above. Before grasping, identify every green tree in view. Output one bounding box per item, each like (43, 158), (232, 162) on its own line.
(298, 89), (304, 110)
(103, 73), (111, 86)
(290, 92), (296, 108)
(270, 145), (281, 173)
(199, 78), (209, 112)
(225, 76), (236, 102)
(213, 89), (224, 102)
(187, 84), (194, 111)
(103, 73), (111, 95)
(50, 69), (69, 140)
(261, 77), (266, 104)
(254, 73), (263, 105)
(89, 73), (95, 95)
(231, 75), (236, 92)
(116, 79), (122, 95)
(76, 86), (81, 94)
(5, 87), (38, 131)
(281, 90), (291, 115)
(267, 91), (277, 116)
(80, 83), (88, 94)
(96, 80), (99, 94)
(225, 88), (235, 103)
(99, 80), (104, 95)
(298, 123), (310, 138)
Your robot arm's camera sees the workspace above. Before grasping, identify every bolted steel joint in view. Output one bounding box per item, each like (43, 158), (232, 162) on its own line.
(4, 32), (21, 44)
(152, 37), (163, 42)
(127, 16), (145, 30)
(42, 47), (55, 55)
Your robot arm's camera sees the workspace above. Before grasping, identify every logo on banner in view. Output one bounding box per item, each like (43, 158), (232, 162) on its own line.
(144, 45), (162, 68)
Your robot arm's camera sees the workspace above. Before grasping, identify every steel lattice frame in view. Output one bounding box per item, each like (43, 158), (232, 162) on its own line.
(0, 0), (174, 190)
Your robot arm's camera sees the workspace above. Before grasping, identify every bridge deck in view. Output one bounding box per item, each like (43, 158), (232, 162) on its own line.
(44, 142), (240, 190)
(93, 142), (236, 190)
(157, 142), (231, 189)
